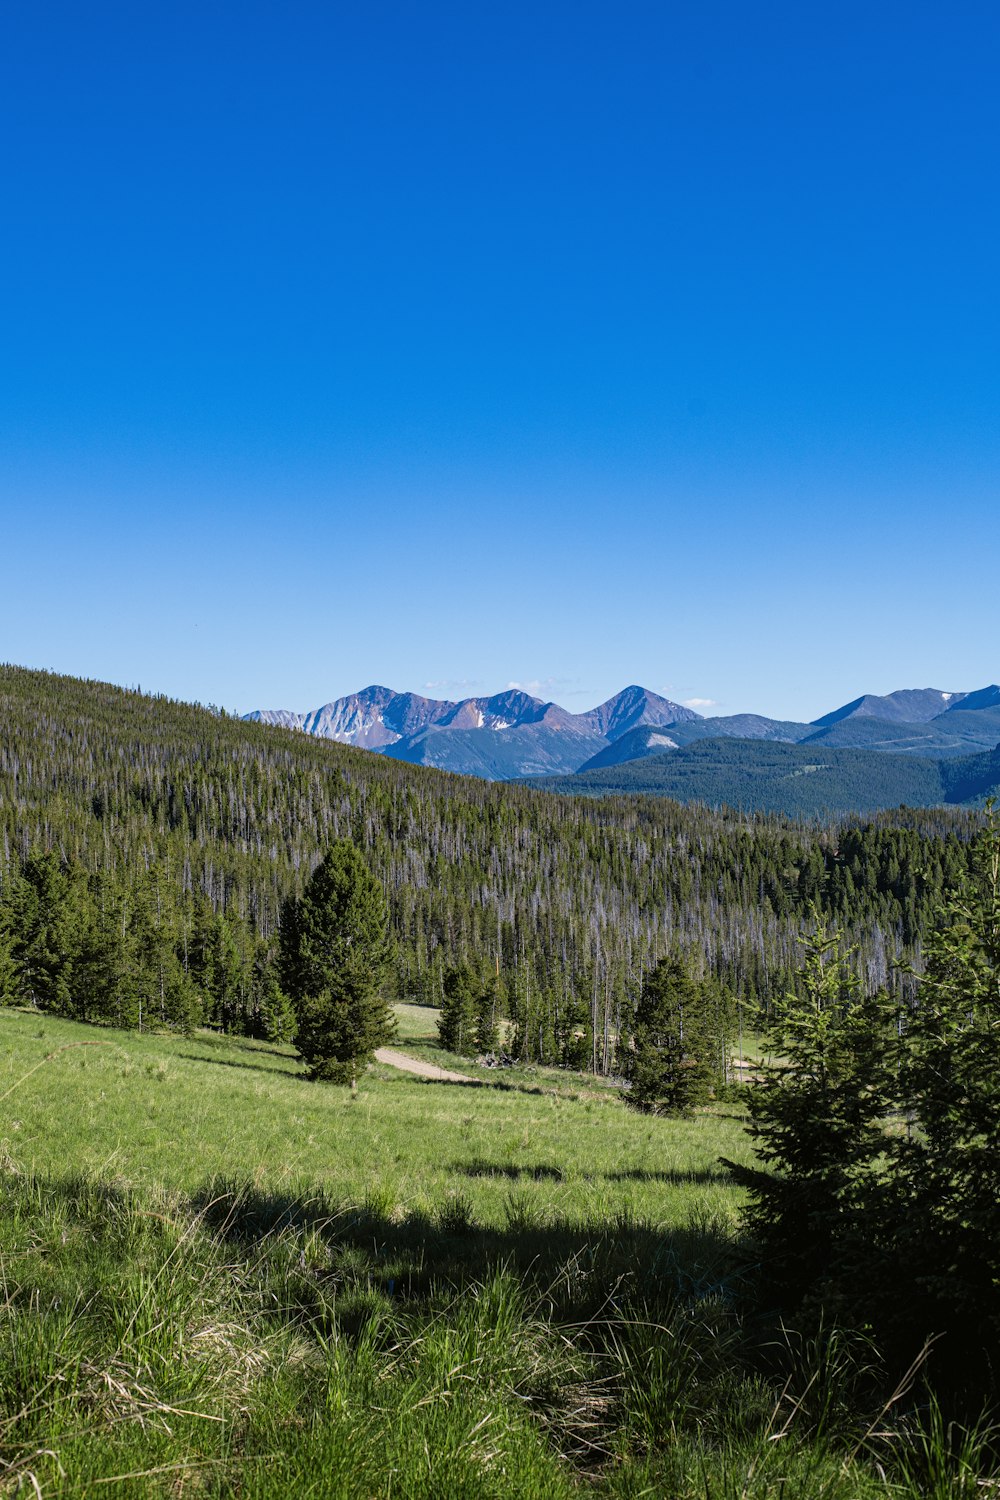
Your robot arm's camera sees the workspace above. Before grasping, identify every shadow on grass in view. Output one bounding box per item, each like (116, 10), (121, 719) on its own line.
(12, 1172), (751, 1419)
(191, 1175), (746, 1327)
(190, 1033), (297, 1061)
(454, 1160), (565, 1181)
(373, 1071), (574, 1099)
(15, 1173), (994, 1466)
(178, 1053), (300, 1079)
(605, 1168), (732, 1185)
(374, 1072), (487, 1090)
(452, 1162), (731, 1186)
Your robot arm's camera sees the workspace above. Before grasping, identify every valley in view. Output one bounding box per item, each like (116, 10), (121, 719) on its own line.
(0, 664), (986, 1064)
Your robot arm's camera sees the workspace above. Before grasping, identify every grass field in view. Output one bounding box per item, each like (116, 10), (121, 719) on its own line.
(0, 1006), (751, 1224)
(0, 1006), (986, 1497)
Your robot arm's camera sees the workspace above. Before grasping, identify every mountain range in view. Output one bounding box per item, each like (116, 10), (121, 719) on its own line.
(245, 681), (1000, 783)
(245, 684), (702, 778)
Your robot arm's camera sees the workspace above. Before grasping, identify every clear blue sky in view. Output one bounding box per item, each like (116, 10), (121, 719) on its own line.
(3, 2), (998, 723)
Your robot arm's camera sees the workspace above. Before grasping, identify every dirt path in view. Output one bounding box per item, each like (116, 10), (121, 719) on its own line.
(374, 1047), (481, 1084)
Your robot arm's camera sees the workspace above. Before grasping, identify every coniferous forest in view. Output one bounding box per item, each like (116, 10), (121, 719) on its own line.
(0, 665), (984, 1067)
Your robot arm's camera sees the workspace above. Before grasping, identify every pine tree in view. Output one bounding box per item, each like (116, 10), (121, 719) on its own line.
(475, 972), (502, 1055)
(279, 841), (396, 1088)
(626, 954), (717, 1115)
(894, 802), (1000, 1363)
(257, 968), (297, 1044)
(438, 963), (479, 1055)
(8, 851), (77, 1013)
(0, 895), (16, 1004)
(203, 915), (244, 1033)
(276, 894), (304, 1004)
(699, 975), (736, 1089)
(74, 872), (130, 1026)
(724, 914), (899, 1306)
(725, 818), (1000, 1398)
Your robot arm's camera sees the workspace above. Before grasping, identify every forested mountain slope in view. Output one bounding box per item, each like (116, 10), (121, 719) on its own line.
(539, 738), (1000, 817)
(0, 666), (984, 1064)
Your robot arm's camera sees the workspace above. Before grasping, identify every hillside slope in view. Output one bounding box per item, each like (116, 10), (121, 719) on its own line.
(0, 666), (984, 1053)
(537, 737), (1000, 817)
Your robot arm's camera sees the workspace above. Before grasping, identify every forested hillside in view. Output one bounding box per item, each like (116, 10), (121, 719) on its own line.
(0, 666), (983, 1067)
(539, 736), (1000, 816)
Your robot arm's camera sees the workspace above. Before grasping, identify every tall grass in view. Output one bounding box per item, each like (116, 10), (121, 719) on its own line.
(1, 1009), (998, 1495)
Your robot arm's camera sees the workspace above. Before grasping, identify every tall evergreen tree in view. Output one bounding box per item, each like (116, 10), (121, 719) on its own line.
(8, 851), (77, 1013)
(724, 916), (899, 1305)
(0, 895), (16, 1004)
(438, 963), (480, 1055)
(626, 954), (721, 1115)
(475, 972), (503, 1055)
(279, 841), (395, 1088)
(892, 803), (1000, 1368)
(725, 821), (1000, 1400)
(255, 965), (298, 1043)
(75, 874), (133, 1028)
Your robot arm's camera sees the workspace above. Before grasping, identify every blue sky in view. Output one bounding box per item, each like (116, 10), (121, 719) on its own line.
(3, 1), (998, 722)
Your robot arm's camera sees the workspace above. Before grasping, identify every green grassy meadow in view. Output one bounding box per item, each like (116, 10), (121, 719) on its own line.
(0, 1006), (750, 1223)
(0, 1006), (984, 1497)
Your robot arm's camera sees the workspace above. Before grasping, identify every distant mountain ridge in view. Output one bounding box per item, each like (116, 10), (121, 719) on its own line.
(810, 687), (969, 728)
(247, 683), (699, 779)
(245, 681), (1000, 783)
